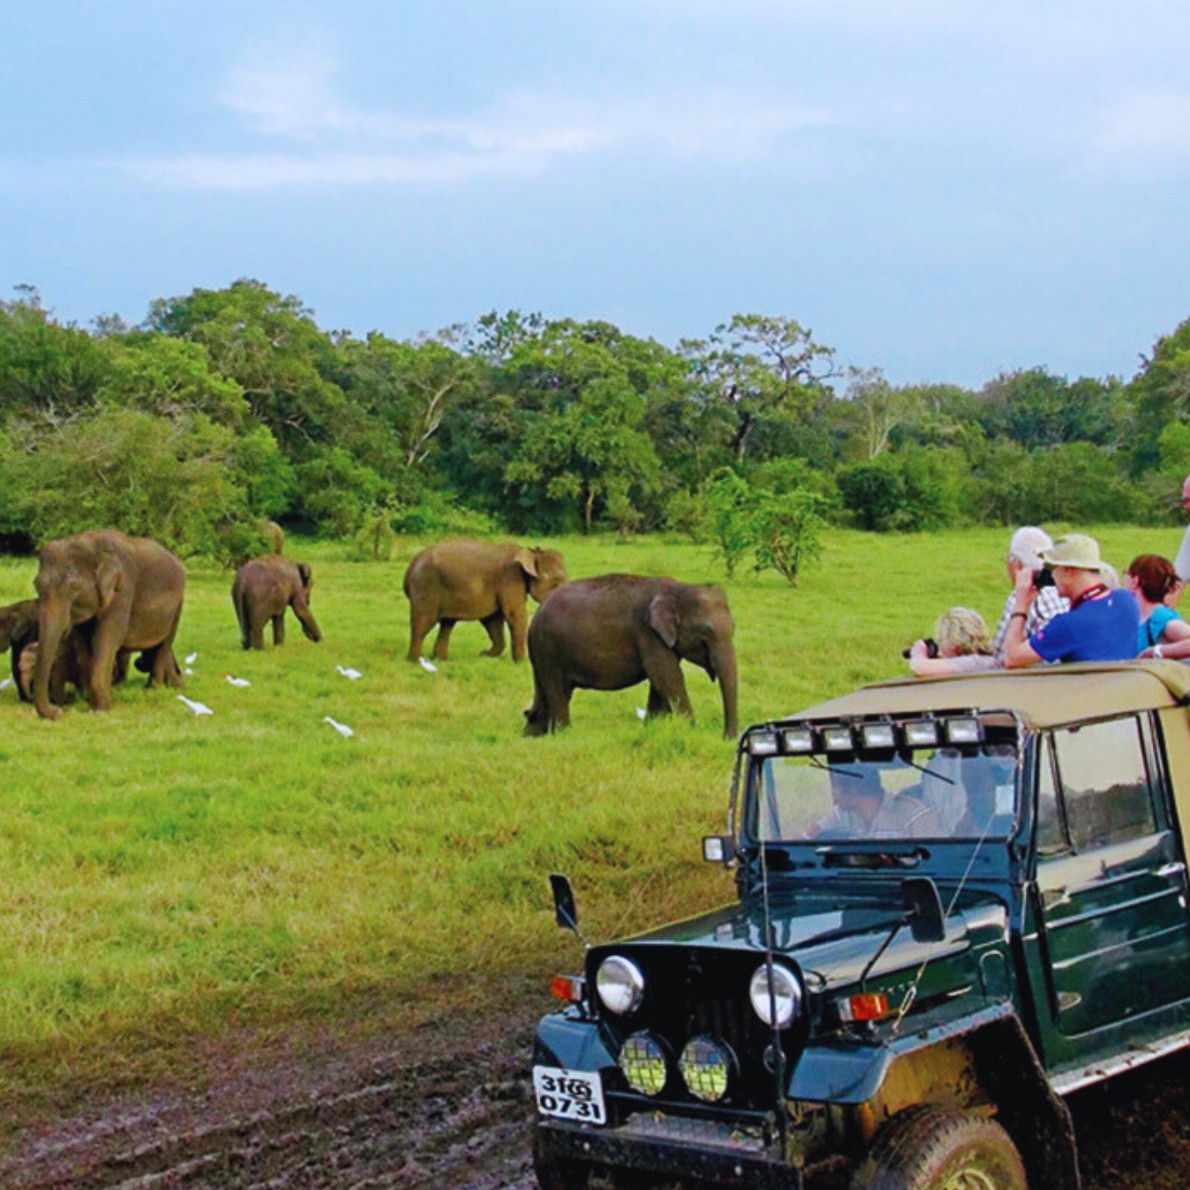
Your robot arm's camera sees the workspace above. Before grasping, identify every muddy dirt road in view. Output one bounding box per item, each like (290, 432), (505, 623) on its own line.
(3, 1010), (1190, 1188)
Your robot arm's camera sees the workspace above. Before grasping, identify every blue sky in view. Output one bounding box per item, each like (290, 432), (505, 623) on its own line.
(3, 1), (1188, 387)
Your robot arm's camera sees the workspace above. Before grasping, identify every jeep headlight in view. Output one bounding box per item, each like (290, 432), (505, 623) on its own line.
(618, 1031), (668, 1095)
(596, 955), (645, 1015)
(749, 962), (802, 1029)
(679, 1035), (734, 1102)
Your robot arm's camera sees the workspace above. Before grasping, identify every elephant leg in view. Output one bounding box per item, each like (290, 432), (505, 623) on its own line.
(407, 607), (437, 662)
(505, 601), (530, 663)
(646, 684), (673, 718)
(642, 650), (693, 721)
(87, 617), (125, 712)
(272, 612), (286, 646)
(432, 619), (456, 662)
(479, 613), (506, 657)
(248, 610), (267, 650)
(151, 607), (185, 689)
(524, 667), (571, 736)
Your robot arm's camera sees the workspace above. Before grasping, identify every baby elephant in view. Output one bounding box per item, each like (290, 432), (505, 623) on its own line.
(525, 575), (739, 739)
(232, 556), (322, 650)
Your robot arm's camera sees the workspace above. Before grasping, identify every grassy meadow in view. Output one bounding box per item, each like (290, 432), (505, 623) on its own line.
(0, 525), (1182, 1115)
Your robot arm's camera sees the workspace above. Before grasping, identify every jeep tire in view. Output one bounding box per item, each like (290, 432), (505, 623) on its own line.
(851, 1105), (1027, 1190)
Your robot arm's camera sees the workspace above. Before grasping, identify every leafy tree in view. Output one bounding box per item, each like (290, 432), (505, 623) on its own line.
(840, 369), (925, 459)
(97, 333), (250, 428)
(836, 456), (905, 531)
(751, 488), (826, 585)
(6, 409), (238, 552)
(506, 375), (662, 533)
(701, 469), (757, 577)
(292, 447), (386, 537)
(336, 331), (481, 469)
(1129, 318), (1190, 472)
(0, 289), (110, 419)
(147, 280), (349, 456)
(681, 314), (837, 463)
(498, 320), (667, 533)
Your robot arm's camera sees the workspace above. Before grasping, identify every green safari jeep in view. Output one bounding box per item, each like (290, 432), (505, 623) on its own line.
(532, 662), (1190, 1189)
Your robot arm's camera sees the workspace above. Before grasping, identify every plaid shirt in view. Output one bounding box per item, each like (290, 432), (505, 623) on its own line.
(990, 585), (1069, 664)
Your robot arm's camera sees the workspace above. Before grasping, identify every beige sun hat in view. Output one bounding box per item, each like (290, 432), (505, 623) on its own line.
(1040, 533), (1103, 571)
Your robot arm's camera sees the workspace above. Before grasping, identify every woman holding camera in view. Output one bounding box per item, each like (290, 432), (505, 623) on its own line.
(907, 607), (996, 677)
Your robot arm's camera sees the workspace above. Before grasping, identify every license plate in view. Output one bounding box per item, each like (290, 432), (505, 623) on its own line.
(533, 1065), (606, 1124)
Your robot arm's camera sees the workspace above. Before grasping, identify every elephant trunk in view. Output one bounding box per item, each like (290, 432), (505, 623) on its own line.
(711, 640), (739, 740)
(293, 597), (322, 643)
(33, 601), (68, 720)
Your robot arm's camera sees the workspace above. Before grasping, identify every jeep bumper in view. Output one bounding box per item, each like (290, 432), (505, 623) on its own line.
(535, 1115), (804, 1189)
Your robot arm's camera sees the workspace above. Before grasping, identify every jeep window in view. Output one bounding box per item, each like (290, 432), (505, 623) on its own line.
(753, 746), (1018, 843)
(1045, 716), (1156, 852)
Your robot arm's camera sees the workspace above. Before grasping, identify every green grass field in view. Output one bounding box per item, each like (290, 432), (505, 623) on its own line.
(0, 525), (1181, 1114)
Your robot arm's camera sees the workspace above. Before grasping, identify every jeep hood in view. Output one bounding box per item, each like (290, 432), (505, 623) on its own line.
(613, 886), (1008, 993)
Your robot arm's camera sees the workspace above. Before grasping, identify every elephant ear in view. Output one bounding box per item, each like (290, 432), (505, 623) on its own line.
(513, 547), (541, 578)
(647, 592), (680, 649)
(96, 557), (122, 612)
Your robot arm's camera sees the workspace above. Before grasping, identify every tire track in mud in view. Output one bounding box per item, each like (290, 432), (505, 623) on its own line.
(4, 1028), (1190, 1188)
(1, 1038), (540, 1190)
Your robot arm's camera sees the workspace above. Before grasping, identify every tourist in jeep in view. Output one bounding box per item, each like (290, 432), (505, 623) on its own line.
(806, 763), (941, 840)
(1004, 533), (1137, 666)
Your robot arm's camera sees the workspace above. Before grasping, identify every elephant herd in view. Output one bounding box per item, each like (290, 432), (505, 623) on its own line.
(0, 529), (321, 721)
(403, 539), (739, 738)
(2, 529), (739, 738)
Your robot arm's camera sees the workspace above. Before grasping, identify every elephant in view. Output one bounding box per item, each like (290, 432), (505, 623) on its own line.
(1, 599), (39, 695)
(524, 575), (739, 739)
(2, 599), (144, 705)
(403, 540), (569, 663)
(231, 555), (322, 649)
(32, 529), (186, 720)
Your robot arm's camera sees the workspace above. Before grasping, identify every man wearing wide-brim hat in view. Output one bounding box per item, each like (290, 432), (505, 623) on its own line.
(1003, 533), (1138, 666)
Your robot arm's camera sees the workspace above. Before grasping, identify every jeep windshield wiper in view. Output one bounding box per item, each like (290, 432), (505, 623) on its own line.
(815, 844), (928, 869)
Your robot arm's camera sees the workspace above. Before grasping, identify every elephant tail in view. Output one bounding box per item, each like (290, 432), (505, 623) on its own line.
(232, 583), (250, 648)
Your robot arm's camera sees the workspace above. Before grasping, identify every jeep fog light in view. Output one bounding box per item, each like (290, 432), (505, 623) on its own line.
(679, 1035), (734, 1102)
(749, 962), (802, 1029)
(596, 955), (645, 1015)
(619, 1031), (668, 1095)
(945, 716), (983, 745)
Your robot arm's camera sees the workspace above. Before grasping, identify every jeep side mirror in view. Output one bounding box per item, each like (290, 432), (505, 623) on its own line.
(903, 876), (946, 943)
(549, 873), (580, 934)
(703, 835), (736, 866)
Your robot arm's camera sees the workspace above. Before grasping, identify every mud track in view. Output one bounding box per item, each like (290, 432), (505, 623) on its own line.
(2, 1009), (1189, 1188)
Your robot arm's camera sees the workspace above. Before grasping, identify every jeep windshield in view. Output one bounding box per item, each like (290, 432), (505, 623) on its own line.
(743, 715), (1021, 845)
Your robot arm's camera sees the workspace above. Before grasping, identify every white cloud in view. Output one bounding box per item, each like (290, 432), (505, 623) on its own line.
(117, 47), (838, 191)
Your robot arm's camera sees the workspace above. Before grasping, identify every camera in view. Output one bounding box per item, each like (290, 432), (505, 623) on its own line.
(902, 638), (939, 660)
(1032, 566), (1055, 590)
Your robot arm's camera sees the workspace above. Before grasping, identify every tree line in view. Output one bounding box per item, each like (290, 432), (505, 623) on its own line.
(2, 279), (1189, 572)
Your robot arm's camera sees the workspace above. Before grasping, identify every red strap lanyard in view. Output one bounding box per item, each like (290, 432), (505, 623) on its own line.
(1070, 583), (1109, 611)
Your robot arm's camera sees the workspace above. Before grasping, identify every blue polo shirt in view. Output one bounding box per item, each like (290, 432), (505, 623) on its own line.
(1029, 590), (1139, 663)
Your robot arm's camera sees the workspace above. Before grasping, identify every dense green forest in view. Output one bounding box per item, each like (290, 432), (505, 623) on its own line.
(2, 280), (1189, 566)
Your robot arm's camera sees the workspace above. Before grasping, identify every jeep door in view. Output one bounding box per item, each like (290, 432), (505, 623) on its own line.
(1026, 713), (1190, 1056)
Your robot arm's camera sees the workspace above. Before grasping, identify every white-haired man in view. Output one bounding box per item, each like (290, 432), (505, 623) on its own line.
(989, 526), (1068, 664)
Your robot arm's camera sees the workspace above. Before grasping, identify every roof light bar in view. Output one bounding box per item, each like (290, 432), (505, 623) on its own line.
(904, 719), (940, 747)
(747, 732), (780, 757)
(822, 726), (855, 752)
(860, 722), (896, 750)
(945, 716), (983, 745)
(781, 726), (815, 753)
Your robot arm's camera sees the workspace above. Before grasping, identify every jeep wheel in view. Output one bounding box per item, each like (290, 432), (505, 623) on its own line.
(532, 1130), (590, 1190)
(851, 1106), (1027, 1190)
